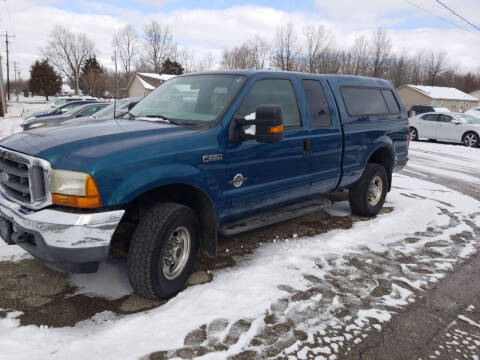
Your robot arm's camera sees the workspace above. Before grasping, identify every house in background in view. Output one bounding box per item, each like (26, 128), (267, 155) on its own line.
(470, 90), (480, 101)
(397, 85), (479, 112)
(126, 73), (177, 98)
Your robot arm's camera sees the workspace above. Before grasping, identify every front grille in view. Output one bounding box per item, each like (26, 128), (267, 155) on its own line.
(0, 147), (51, 209)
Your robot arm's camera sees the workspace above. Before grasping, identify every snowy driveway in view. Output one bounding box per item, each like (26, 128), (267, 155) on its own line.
(0, 118), (479, 359)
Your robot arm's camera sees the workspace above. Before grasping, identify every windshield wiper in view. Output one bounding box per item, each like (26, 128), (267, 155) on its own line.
(138, 114), (185, 126)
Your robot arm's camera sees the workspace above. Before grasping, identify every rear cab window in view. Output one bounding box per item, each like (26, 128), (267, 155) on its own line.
(302, 79), (332, 127)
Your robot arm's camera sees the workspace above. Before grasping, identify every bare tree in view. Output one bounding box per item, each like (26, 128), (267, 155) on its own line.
(143, 21), (173, 72)
(177, 47), (196, 73)
(303, 24), (331, 73)
(273, 22), (298, 71)
(409, 51), (424, 84)
(112, 24), (139, 75)
(350, 36), (370, 76)
(247, 35), (270, 69)
(370, 28), (391, 78)
(425, 51), (447, 86)
(42, 25), (95, 94)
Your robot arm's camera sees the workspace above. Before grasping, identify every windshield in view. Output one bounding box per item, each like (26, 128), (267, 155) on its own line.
(130, 74), (245, 123)
(459, 114), (480, 124)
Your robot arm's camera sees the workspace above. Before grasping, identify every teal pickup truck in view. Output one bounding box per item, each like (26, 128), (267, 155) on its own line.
(0, 71), (409, 299)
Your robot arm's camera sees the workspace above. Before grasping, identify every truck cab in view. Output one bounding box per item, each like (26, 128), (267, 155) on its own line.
(0, 71), (408, 299)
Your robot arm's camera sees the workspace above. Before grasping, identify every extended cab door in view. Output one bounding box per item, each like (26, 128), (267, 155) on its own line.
(223, 77), (311, 221)
(301, 78), (342, 194)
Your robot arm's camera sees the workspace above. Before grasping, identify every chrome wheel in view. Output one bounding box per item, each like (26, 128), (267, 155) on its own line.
(368, 176), (383, 206)
(463, 133), (478, 147)
(162, 226), (191, 280)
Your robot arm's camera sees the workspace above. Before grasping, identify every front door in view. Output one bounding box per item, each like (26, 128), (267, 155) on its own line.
(436, 114), (462, 141)
(223, 78), (311, 221)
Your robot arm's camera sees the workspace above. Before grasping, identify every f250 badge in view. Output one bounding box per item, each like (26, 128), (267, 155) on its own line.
(202, 154), (223, 163)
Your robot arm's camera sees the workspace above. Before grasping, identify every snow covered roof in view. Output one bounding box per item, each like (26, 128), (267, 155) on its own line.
(137, 73), (177, 82)
(136, 75), (155, 90)
(470, 90), (480, 99)
(404, 85), (478, 101)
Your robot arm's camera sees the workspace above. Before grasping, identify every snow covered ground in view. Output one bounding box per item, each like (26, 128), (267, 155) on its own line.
(0, 115), (479, 359)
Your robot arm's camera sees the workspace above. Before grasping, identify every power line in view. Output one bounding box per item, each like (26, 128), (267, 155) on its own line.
(404, 0), (480, 38)
(434, 0), (480, 32)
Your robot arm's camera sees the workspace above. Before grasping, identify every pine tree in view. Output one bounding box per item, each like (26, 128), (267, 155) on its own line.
(79, 55), (105, 97)
(29, 59), (62, 101)
(161, 58), (184, 75)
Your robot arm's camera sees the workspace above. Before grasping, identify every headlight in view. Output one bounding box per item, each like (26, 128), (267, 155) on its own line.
(27, 122), (46, 129)
(50, 169), (101, 208)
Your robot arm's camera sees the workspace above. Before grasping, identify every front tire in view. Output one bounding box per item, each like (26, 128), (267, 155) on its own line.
(127, 202), (199, 299)
(462, 132), (479, 148)
(409, 127), (418, 141)
(349, 163), (388, 217)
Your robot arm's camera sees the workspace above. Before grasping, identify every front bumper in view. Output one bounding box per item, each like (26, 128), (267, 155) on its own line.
(0, 191), (124, 273)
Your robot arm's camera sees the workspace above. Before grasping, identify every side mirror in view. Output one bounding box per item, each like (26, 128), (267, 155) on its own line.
(128, 102), (136, 111)
(229, 105), (284, 143)
(451, 120), (461, 125)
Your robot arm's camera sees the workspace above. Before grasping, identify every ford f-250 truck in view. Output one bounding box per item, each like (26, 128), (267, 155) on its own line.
(0, 71), (408, 299)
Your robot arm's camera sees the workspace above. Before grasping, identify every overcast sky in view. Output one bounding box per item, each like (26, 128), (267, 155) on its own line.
(0, 0), (479, 80)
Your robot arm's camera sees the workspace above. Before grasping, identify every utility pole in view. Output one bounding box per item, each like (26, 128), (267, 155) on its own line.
(0, 55), (6, 116)
(0, 31), (15, 101)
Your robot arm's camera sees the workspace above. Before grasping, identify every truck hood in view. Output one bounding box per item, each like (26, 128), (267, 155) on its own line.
(0, 119), (201, 169)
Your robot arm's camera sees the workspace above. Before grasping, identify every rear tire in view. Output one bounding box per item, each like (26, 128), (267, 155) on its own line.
(349, 163), (388, 217)
(409, 127), (418, 141)
(462, 132), (479, 148)
(127, 202), (199, 299)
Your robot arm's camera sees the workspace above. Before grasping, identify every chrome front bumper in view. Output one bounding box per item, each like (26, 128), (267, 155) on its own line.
(0, 191), (124, 272)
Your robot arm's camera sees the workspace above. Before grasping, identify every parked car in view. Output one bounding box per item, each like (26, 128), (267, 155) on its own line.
(22, 103), (110, 130)
(465, 107), (480, 119)
(0, 71), (408, 299)
(90, 97), (141, 120)
(21, 96), (98, 117)
(409, 112), (480, 147)
(23, 100), (99, 121)
(407, 105), (450, 118)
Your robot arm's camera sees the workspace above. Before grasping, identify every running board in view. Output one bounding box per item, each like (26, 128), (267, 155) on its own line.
(219, 197), (332, 236)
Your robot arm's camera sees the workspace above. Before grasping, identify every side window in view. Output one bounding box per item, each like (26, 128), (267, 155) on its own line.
(341, 87), (389, 116)
(421, 114), (439, 121)
(236, 79), (301, 128)
(381, 90), (400, 114)
(302, 80), (332, 127)
(439, 115), (453, 123)
(81, 106), (101, 116)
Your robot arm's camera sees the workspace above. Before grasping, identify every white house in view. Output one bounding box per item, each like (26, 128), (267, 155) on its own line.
(397, 85), (479, 112)
(470, 90), (480, 101)
(126, 73), (177, 98)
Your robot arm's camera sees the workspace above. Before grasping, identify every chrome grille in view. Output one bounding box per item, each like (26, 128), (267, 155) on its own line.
(0, 147), (51, 209)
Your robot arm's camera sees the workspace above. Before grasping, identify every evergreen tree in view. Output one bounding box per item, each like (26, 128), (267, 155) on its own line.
(29, 59), (62, 100)
(79, 55), (105, 97)
(161, 58), (184, 75)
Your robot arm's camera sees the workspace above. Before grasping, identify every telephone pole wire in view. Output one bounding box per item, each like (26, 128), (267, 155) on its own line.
(0, 31), (15, 101)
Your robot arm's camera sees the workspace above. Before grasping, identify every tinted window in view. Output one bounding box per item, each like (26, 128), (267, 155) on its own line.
(341, 87), (389, 116)
(236, 79), (301, 127)
(81, 106), (104, 116)
(438, 114), (453, 122)
(302, 80), (331, 127)
(421, 114), (439, 121)
(382, 90), (400, 114)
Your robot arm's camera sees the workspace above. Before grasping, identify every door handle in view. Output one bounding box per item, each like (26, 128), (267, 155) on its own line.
(303, 139), (311, 156)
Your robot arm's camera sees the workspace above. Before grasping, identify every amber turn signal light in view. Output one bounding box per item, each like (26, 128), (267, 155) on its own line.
(268, 125), (284, 134)
(52, 175), (101, 208)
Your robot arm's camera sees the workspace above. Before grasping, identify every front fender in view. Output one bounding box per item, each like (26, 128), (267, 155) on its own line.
(103, 163), (222, 209)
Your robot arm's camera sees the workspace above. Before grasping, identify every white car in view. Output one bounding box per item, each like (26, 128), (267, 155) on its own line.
(465, 107), (480, 119)
(409, 112), (480, 147)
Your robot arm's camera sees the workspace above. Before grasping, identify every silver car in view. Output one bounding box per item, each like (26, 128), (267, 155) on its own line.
(409, 112), (480, 147)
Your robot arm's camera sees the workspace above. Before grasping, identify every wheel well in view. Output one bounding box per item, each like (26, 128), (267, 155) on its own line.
(368, 147), (394, 191)
(111, 184), (217, 259)
(462, 130), (479, 139)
